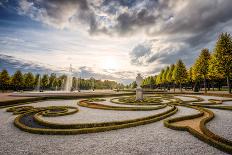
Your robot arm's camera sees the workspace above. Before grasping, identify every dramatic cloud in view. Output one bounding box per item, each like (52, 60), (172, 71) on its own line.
(1, 0), (232, 83)
(130, 42), (152, 65)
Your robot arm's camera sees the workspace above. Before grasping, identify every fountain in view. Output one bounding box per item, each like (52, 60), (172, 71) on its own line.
(64, 64), (73, 92)
(35, 75), (41, 92)
(136, 73), (143, 100)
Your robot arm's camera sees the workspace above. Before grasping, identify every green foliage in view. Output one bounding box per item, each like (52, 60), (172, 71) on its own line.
(34, 74), (40, 87)
(0, 69), (10, 90)
(193, 48), (211, 79)
(41, 74), (49, 89)
(11, 70), (24, 90)
(48, 73), (57, 89)
(162, 66), (170, 84)
(23, 72), (35, 88)
(188, 67), (193, 83)
(212, 32), (232, 93)
(142, 76), (155, 87)
(213, 32), (232, 76)
(156, 69), (165, 84)
(172, 59), (188, 85)
(167, 64), (175, 83)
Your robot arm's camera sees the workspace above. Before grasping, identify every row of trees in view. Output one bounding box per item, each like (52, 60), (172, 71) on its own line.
(140, 32), (232, 93)
(0, 70), (124, 91)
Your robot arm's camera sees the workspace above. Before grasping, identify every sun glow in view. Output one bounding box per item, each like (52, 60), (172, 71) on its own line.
(100, 56), (120, 70)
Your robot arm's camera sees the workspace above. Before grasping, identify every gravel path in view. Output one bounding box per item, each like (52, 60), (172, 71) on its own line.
(0, 96), (230, 155)
(207, 109), (232, 141)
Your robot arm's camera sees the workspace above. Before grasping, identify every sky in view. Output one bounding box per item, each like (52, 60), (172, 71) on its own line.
(0, 0), (232, 84)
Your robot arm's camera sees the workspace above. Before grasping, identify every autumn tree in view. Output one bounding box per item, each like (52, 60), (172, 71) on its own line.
(23, 72), (35, 89)
(211, 32), (232, 93)
(163, 66), (170, 89)
(0, 69), (10, 90)
(172, 59), (188, 92)
(193, 48), (211, 93)
(11, 70), (24, 90)
(187, 67), (194, 90)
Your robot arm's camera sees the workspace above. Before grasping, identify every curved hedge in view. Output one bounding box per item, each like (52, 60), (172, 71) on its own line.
(4, 94), (232, 153)
(8, 105), (177, 135)
(78, 100), (167, 111)
(164, 106), (232, 154)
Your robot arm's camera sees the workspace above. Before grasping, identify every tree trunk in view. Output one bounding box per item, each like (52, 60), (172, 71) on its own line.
(227, 76), (231, 94)
(204, 76), (207, 94)
(174, 83), (175, 92)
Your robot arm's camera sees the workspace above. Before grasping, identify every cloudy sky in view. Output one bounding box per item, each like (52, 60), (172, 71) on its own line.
(0, 0), (232, 84)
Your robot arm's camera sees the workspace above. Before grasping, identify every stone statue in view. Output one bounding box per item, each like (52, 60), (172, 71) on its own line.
(136, 73), (143, 88)
(136, 73), (143, 100)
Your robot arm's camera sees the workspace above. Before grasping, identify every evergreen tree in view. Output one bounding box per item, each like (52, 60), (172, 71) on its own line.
(11, 70), (24, 90)
(0, 69), (10, 90)
(212, 32), (232, 93)
(172, 59), (188, 92)
(193, 48), (211, 93)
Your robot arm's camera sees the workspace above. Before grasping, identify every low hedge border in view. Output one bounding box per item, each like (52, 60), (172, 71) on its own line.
(78, 100), (167, 111)
(33, 106), (177, 129)
(7, 106), (79, 117)
(164, 106), (232, 154)
(110, 96), (168, 106)
(11, 105), (177, 135)
(0, 92), (135, 108)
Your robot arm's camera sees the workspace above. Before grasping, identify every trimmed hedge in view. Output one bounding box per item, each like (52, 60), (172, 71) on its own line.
(9, 105), (177, 135)
(78, 100), (167, 111)
(164, 106), (232, 154)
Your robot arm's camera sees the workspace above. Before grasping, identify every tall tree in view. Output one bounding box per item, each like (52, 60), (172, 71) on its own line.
(0, 69), (10, 90)
(23, 72), (35, 89)
(48, 73), (56, 89)
(41, 74), (49, 90)
(208, 55), (224, 91)
(172, 59), (188, 92)
(11, 70), (24, 90)
(167, 64), (175, 91)
(188, 67), (194, 90)
(163, 66), (170, 89)
(34, 74), (41, 91)
(212, 32), (232, 93)
(193, 48), (211, 93)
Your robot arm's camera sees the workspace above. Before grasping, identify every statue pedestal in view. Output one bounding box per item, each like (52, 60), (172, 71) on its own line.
(136, 87), (143, 100)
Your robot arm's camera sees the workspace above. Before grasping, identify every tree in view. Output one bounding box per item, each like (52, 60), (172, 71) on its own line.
(23, 72), (35, 89)
(0, 69), (10, 90)
(193, 48), (211, 93)
(208, 55), (224, 91)
(166, 64), (175, 91)
(131, 81), (137, 89)
(212, 32), (232, 93)
(48, 73), (56, 89)
(11, 70), (24, 90)
(41, 74), (49, 90)
(188, 67), (194, 90)
(172, 59), (188, 92)
(158, 69), (165, 84)
(163, 66), (170, 89)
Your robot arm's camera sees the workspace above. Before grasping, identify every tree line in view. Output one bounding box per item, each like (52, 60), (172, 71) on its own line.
(0, 70), (124, 91)
(134, 32), (232, 94)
